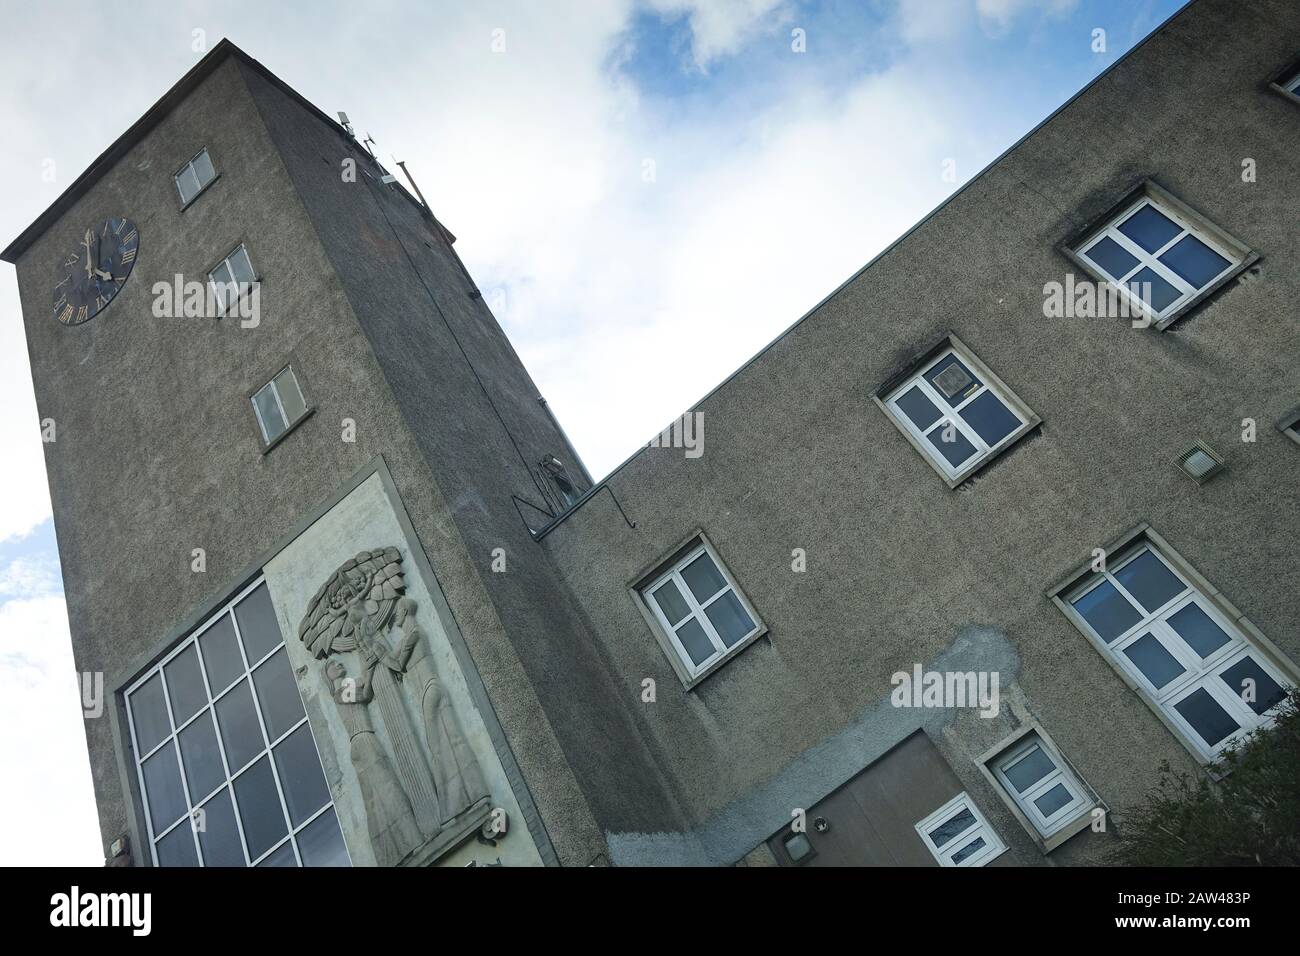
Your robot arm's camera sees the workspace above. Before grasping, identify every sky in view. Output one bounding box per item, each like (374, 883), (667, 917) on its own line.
(0, 0), (1188, 865)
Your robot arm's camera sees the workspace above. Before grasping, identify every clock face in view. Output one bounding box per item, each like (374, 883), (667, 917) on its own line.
(52, 217), (139, 326)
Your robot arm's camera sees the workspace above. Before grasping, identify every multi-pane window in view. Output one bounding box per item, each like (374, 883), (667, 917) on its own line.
(1062, 542), (1291, 761)
(175, 148), (217, 205)
(1286, 69), (1300, 96)
(882, 343), (1034, 484)
(1075, 194), (1241, 324)
(208, 244), (256, 315)
(914, 793), (1005, 867)
(252, 365), (309, 446)
(988, 732), (1090, 839)
(640, 538), (761, 682)
(125, 579), (348, 867)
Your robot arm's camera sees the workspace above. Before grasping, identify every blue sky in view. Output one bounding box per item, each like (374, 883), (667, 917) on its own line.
(0, 0), (1188, 864)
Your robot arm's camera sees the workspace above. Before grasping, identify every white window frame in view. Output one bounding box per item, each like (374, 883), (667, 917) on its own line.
(1073, 192), (1242, 326)
(208, 243), (257, 316)
(879, 337), (1038, 487)
(914, 792), (1006, 867)
(1278, 407), (1300, 447)
(637, 536), (764, 686)
(987, 730), (1090, 840)
(174, 147), (217, 206)
(1059, 540), (1293, 762)
(124, 577), (348, 867)
(251, 365), (309, 446)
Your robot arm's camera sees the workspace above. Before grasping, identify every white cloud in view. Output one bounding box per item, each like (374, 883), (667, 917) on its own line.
(644, 0), (790, 68)
(0, 552), (60, 598)
(976, 0), (1080, 32)
(0, 593), (100, 865)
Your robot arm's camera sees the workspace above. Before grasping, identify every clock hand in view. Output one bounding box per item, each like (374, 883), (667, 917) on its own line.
(93, 268), (114, 281)
(82, 230), (93, 279)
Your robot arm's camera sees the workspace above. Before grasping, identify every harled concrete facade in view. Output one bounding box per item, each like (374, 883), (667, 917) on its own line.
(6, 0), (1298, 867)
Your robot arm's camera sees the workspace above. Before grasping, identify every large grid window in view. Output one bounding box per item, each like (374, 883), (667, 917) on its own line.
(208, 244), (256, 315)
(640, 538), (762, 683)
(881, 342), (1035, 485)
(988, 732), (1090, 839)
(914, 793), (1005, 867)
(1061, 542), (1291, 762)
(1074, 193), (1241, 325)
(252, 365), (309, 447)
(174, 148), (217, 205)
(125, 579), (348, 867)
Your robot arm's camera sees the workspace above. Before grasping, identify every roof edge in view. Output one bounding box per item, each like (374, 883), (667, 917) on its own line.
(2, 39), (242, 263)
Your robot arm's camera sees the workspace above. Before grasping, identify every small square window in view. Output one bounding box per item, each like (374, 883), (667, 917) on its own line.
(636, 536), (764, 686)
(175, 148), (217, 205)
(252, 365), (309, 447)
(914, 793), (1005, 867)
(986, 730), (1094, 841)
(877, 336), (1038, 487)
(209, 244), (257, 315)
(1068, 183), (1252, 329)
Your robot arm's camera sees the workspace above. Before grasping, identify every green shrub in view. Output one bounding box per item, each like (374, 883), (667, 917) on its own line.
(1105, 688), (1300, 866)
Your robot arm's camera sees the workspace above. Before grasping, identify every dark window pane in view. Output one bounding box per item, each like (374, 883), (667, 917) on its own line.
(142, 743), (187, 832)
(256, 842), (298, 867)
(959, 391), (1020, 448)
(895, 385), (942, 431)
(176, 166), (200, 204)
(1033, 783), (1073, 819)
(1114, 551), (1185, 614)
(1167, 603), (1232, 659)
(703, 591), (755, 647)
(273, 724), (330, 827)
(1174, 688), (1241, 748)
(196, 787), (246, 867)
(1123, 633), (1186, 690)
(950, 836), (986, 864)
(1218, 657), (1286, 716)
(163, 646), (207, 726)
(155, 823), (198, 867)
(929, 807), (976, 848)
(234, 584), (283, 664)
(923, 354), (982, 406)
(191, 149), (215, 188)
(1158, 234), (1230, 289)
(681, 552), (727, 603)
(1071, 580), (1141, 642)
(783, 832), (814, 863)
(651, 580), (691, 626)
(215, 679), (263, 772)
(674, 618), (716, 667)
(1117, 204), (1182, 253)
(233, 756), (287, 861)
(252, 649), (305, 742)
(1002, 745), (1055, 794)
(130, 673), (171, 754)
(199, 615), (244, 694)
(178, 710), (225, 803)
(297, 807), (349, 867)
(1127, 267), (1182, 313)
(1083, 235), (1139, 279)
(925, 421), (978, 468)
(273, 368), (307, 425)
(253, 385), (287, 442)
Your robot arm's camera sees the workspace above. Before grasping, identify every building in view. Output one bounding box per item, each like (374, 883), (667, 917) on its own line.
(4, 0), (1299, 867)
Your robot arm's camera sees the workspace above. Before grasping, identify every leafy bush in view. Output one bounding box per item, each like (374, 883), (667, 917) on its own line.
(1105, 688), (1300, 866)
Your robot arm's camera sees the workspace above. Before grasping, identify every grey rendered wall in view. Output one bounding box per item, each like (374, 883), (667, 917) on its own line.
(235, 63), (692, 851)
(539, 0), (1300, 865)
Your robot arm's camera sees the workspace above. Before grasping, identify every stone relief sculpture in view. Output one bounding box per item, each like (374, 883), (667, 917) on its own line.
(300, 547), (489, 863)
